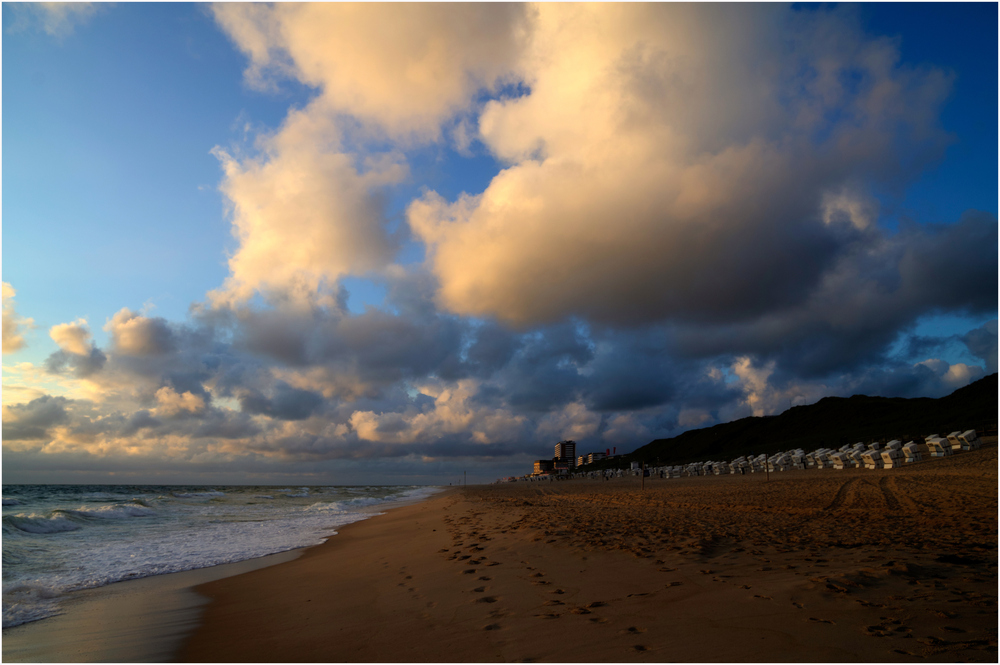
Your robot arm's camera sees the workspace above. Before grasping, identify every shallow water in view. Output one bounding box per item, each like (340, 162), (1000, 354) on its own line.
(2, 484), (440, 628)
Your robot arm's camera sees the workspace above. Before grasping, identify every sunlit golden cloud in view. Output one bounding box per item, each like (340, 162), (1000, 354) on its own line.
(50, 319), (95, 356)
(2, 282), (34, 354)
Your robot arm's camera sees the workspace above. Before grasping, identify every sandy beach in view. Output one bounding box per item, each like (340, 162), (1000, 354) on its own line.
(179, 440), (997, 662)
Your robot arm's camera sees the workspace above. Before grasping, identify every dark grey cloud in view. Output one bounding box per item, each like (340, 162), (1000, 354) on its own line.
(2, 395), (71, 440)
(238, 382), (324, 421)
(962, 320), (998, 373)
(107, 309), (176, 356)
(465, 321), (521, 374)
(44, 346), (107, 378)
(120, 410), (162, 438)
(666, 211), (998, 378)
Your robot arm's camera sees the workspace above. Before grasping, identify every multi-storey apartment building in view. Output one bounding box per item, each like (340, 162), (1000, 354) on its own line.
(554, 440), (577, 469)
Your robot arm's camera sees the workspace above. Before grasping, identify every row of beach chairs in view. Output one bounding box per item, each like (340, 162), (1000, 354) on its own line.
(572, 429), (982, 479)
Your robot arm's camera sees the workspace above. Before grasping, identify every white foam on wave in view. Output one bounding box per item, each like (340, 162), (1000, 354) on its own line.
(304, 487), (442, 513)
(69, 504), (156, 519)
(4, 513), (82, 534)
(3, 497), (21, 506)
(2, 484), (444, 629)
(2, 583), (64, 628)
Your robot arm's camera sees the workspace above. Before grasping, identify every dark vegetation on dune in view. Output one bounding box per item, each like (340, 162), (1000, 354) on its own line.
(581, 373), (998, 470)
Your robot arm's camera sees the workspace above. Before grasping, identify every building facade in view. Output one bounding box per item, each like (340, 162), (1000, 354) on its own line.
(533, 459), (554, 475)
(554, 440), (577, 469)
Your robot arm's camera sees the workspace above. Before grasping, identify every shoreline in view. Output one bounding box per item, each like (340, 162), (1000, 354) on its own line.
(1, 489), (445, 663)
(180, 444), (997, 662)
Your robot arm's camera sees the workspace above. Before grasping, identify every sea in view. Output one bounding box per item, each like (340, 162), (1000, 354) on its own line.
(1, 484), (441, 629)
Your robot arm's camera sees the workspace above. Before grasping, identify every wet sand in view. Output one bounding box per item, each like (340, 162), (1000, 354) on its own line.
(2, 550), (303, 663)
(180, 440), (997, 662)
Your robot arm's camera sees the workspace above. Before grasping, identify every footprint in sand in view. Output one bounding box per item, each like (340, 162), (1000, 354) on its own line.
(484, 623), (502, 631)
(551, 589), (566, 595)
(530, 572), (545, 577)
(463, 569), (477, 574)
(478, 576), (492, 581)
(535, 613), (561, 619)
(473, 586), (486, 593)
(632, 645), (649, 652)
(792, 602), (804, 609)
(665, 582), (682, 587)
(587, 601), (608, 608)
(624, 626), (647, 634)
(544, 600), (564, 606)
(942, 626), (966, 633)
(569, 607), (591, 615)
(809, 617), (835, 624)
(589, 617), (608, 623)
(476, 596), (499, 604)
(753, 594), (773, 600)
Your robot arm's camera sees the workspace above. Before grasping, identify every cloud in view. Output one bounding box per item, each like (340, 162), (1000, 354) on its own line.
(6, 2), (98, 37)
(2, 395), (71, 440)
(207, 107), (406, 307)
(962, 320), (998, 373)
(409, 5), (955, 329)
(105, 308), (175, 356)
(349, 379), (526, 446)
(237, 382), (324, 421)
(2, 282), (34, 353)
(50, 319), (95, 356)
(206, 4), (532, 307)
(153, 386), (207, 417)
(212, 3), (528, 139)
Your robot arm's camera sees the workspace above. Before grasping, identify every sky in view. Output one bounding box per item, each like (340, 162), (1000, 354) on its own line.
(2, 2), (997, 485)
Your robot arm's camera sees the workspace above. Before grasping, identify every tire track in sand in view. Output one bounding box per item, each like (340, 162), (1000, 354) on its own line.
(825, 477), (861, 511)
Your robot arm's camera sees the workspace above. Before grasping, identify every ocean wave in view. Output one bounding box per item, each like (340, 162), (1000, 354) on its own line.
(172, 491), (225, 498)
(68, 504), (156, 519)
(304, 501), (349, 513)
(2, 497), (21, 506)
(2, 583), (63, 628)
(3, 513), (82, 534)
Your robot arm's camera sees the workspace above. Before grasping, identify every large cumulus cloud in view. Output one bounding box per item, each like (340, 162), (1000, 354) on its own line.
(410, 4), (965, 330)
(208, 3), (529, 306)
